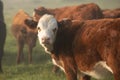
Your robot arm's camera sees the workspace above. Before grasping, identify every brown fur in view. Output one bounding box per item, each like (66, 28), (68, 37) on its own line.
(49, 18), (120, 80)
(103, 8), (120, 18)
(24, 3), (103, 74)
(33, 3), (103, 22)
(25, 3), (103, 29)
(0, 0), (6, 73)
(11, 10), (38, 64)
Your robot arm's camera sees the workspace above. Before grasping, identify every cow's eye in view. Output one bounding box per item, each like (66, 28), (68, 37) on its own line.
(53, 28), (57, 34)
(37, 27), (41, 32)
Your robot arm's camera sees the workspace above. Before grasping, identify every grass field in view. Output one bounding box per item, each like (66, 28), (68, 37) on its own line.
(1, 0), (119, 80)
(1, 1), (66, 80)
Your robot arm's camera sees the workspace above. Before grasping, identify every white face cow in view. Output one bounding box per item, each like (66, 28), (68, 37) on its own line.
(37, 14), (58, 53)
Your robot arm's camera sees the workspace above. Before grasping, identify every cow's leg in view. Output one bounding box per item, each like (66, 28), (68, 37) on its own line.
(64, 67), (77, 80)
(52, 65), (60, 73)
(28, 46), (32, 64)
(0, 23), (6, 73)
(107, 51), (120, 80)
(0, 40), (4, 73)
(62, 58), (77, 80)
(17, 41), (24, 64)
(79, 75), (91, 80)
(0, 48), (3, 73)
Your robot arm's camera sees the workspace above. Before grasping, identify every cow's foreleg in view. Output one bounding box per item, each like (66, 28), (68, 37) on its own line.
(0, 50), (3, 73)
(79, 75), (91, 80)
(62, 56), (77, 80)
(52, 65), (60, 73)
(107, 51), (120, 80)
(64, 67), (77, 80)
(0, 48), (3, 73)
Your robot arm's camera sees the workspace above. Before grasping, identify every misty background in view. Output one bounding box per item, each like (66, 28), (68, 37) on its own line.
(2, 0), (120, 15)
(0, 0), (119, 80)
(2, 0), (120, 27)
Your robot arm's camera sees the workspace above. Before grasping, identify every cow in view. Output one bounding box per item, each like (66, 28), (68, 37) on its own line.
(35, 14), (120, 80)
(25, 3), (103, 73)
(32, 3), (103, 22)
(0, 0), (6, 73)
(11, 10), (38, 64)
(103, 8), (120, 18)
(25, 3), (103, 29)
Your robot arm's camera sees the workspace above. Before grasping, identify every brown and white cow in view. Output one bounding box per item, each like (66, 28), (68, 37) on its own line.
(11, 10), (38, 64)
(25, 3), (103, 73)
(36, 14), (120, 80)
(0, 0), (6, 73)
(33, 3), (103, 22)
(103, 8), (120, 18)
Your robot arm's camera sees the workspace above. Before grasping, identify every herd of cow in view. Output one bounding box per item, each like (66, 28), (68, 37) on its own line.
(0, 1), (120, 80)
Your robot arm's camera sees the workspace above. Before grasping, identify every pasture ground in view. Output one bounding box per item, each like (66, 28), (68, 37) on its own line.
(1, 0), (117, 80)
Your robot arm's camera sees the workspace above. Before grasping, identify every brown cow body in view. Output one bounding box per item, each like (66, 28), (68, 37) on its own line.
(33, 3), (103, 22)
(0, 0), (6, 73)
(11, 10), (37, 64)
(36, 14), (120, 80)
(25, 3), (103, 73)
(103, 8), (120, 18)
(52, 18), (120, 80)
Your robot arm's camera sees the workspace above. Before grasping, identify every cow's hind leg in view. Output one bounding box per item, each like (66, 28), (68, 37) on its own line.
(79, 75), (91, 80)
(28, 46), (33, 64)
(17, 41), (24, 64)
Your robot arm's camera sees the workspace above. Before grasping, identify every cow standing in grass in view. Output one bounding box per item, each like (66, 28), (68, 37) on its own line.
(35, 14), (120, 80)
(25, 3), (103, 73)
(11, 10), (37, 64)
(32, 3), (103, 22)
(0, 0), (6, 73)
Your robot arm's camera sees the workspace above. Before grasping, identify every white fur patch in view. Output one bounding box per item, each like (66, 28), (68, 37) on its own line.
(37, 14), (58, 54)
(81, 61), (113, 80)
(52, 58), (65, 72)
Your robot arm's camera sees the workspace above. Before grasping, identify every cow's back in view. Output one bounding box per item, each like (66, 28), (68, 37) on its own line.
(56, 3), (103, 21)
(103, 8), (120, 18)
(33, 3), (103, 22)
(11, 9), (37, 47)
(11, 10), (31, 38)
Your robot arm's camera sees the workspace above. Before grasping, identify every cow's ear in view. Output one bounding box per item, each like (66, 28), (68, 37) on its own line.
(24, 18), (38, 29)
(34, 8), (40, 14)
(34, 7), (45, 12)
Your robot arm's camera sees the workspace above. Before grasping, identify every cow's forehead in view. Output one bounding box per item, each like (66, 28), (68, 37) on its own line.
(37, 21), (47, 29)
(37, 14), (58, 30)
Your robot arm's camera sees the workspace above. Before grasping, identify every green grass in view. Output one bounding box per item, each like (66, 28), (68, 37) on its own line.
(1, 1), (66, 79)
(1, 0), (117, 80)
(2, 29), (66, 80)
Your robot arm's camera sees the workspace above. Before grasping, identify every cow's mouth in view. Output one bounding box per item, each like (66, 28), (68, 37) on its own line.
(43, 41), (50, 46)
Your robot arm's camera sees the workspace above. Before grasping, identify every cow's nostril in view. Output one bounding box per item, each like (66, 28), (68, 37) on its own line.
(41, 37), (45, 42)
(41, 37), (50, 43)
(47, 37), (50, 41)
(42, 37), (45, 41)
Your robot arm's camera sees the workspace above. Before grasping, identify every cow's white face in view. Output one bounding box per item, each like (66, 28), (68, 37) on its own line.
(37, 14), (58, 53)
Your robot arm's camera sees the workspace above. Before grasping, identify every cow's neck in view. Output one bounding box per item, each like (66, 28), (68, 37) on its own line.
(53, 21), (83, 54)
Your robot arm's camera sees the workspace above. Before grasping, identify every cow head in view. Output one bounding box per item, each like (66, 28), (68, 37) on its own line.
(37, 14), (58, 53)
